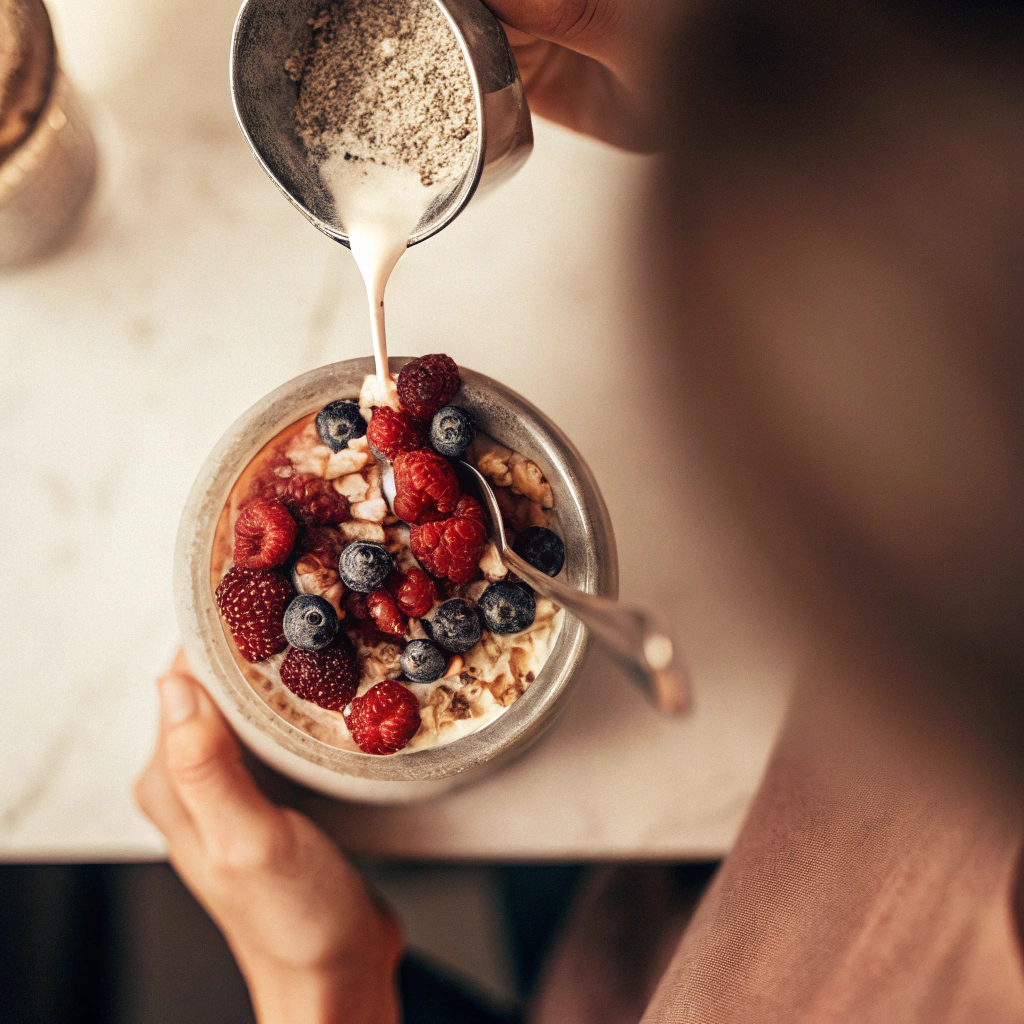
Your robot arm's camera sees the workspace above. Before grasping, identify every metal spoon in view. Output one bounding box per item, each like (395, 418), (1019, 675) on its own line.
(230, 0), (533, 248)
(381, 460), (691, 715)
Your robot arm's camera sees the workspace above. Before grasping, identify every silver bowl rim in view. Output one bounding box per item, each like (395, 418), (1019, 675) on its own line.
(173, 357), (618, 782)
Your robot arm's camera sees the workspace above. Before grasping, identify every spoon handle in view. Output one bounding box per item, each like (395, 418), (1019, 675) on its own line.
(503, 549), (691, 715)
(456, 458), (691, 715)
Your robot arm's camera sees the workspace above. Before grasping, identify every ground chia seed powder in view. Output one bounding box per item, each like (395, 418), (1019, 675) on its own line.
(287, 0), (478, 188)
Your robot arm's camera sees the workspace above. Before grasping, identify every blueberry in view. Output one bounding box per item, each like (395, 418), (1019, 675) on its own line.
(512, 526), (565, 577)
(338, 542), (392, 593)
(424, 599), (482, 653)
(401, 639), (448, 683)
(316, 401), (366, 452)
(283, 594), (339, 651)
(429, 405), (476, 459)
(478, 581), (536, 635)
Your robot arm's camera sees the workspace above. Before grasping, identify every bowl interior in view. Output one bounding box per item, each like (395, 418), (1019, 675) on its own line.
(174, 357), (617, 782)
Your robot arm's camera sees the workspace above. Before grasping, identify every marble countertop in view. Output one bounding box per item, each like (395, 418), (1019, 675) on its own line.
(0, 0), (795, 862)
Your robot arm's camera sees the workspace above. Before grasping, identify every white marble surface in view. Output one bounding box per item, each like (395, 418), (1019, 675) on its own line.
(0, 0), (797, 861)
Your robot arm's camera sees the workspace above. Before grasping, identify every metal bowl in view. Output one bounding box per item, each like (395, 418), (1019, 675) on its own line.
(174, 358), (617, 803)
(230, 0), (533, 248)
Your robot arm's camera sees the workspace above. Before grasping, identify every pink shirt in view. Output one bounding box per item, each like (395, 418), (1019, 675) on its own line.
(531, 700), (1024, 1024)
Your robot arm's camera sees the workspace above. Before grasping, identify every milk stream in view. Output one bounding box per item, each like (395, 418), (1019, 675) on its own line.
(320, 153), (450, 407)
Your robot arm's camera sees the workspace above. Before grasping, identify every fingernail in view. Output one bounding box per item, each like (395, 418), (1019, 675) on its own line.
(159, 676), (198, 725)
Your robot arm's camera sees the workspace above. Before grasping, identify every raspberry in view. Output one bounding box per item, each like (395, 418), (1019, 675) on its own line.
(366, 407), (425, 460)
(345, 590), (370, 621)
(410, 496), (488, 584)
(280, 636), (359, 711)
(254, 471), (349, 527)
(215, 567), (294, 662)
(392, 566), (437, 618)
(397, 354), (461, 421)
(295, 525), (345, 567)
(345, 681), (421, 755)
(233, 499), (298, 569)
(392, 449), (460, 524)
(453, 493), (486, 524)
(367, 588), (407, 637)
(350, 618), (397, 650)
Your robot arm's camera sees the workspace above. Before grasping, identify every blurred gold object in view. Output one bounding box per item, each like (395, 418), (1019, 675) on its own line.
(0, 0), (96, 269)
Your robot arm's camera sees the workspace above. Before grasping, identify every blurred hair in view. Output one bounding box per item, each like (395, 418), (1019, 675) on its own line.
(877, 0), (1024, 41)
(648, 0), (1024, 776)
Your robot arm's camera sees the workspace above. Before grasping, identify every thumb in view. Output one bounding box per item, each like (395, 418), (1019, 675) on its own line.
(158, 672), (281, 858)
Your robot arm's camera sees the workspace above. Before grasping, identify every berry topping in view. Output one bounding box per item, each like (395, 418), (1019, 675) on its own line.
(366, 407), (425, 461)
(478, 581), (536, 635)
(294, 525), (346, 566)
(233, 498), (298, 570)
(289, 528), (344, 596)
(428, 406), (476, 459)
(424, 599), (483, 654)
(344, 589), (371, 620)
(283, 594), (340, 651)
(453, 493), (486, 523)
(367, 588), (407, 637)
(279, 636), (359, 711)
(397, 353), (461, 421)
(392, 566), (437, 618)
(338, 541), (393, 593)
(346, 681), (422, 755)
(254, 471), (349, 527)
(316, 400), (366, 451)
(512, 526), (566, 577)
(392, 449), (460, 524)
(410, 495), (488, 584)
(400, 639), (448, 683)
(215, 567), (294, 663)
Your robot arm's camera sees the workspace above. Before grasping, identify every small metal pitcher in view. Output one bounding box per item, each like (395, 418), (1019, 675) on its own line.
(230, 0), (534, 248)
